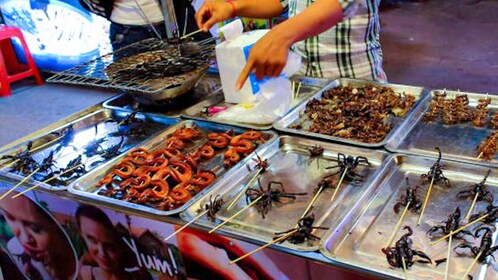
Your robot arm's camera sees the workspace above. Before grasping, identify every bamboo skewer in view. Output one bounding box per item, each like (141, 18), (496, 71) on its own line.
(460, 251), (483, 280)
(444, 231), (453, 280)
(0, 159), (20, 171)
(0, 167), (40, 201)
(229, 228), (299, 264)
(226, 168), (262, 211)
(430, 214), (489, 245)
(30, 136), (64, 154)
(299, 186), (323, 221)
(477, 152), (483, 160)
(330, 167), (348, 203)
(209, 196), (262, 234)
(385, 201), (411, 249)
(12, 164), (84, 198)
(164, 209), (209, 241)
(417, 175), (435, 225)
(465, 193), (480, 220)
(180, 29), (203, 40)
(401, 256), (409, 280)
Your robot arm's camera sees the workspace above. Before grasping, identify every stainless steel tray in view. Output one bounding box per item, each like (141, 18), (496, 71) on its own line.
(0, 108), (178, 191)
(181, 136), (390, 251)
(69, 120), (278, 216)
(386, 89), (498, 167)
(321, 154), (498, 280)
(181, 76), (331, 130)
(103, 75), (223, 118)
(274, 78), (429, 147)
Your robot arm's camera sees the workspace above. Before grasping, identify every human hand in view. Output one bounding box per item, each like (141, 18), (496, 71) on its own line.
(236, 28), (292, 90)
(195, 1), (234, 32)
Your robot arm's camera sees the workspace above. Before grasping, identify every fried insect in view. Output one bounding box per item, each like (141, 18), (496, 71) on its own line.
(204, 195), (224, 222)
(274, 214), (328, 245)
(323, 153), (370, 184)
(420, 147), (450, 186)
(52, 124), (77, 154)
(457, 169), (493, 202)
(393, 178), (423, 214)
(477, 132), (498, 160)
(382, 226), (432, 269)
(303, 145), (324, 167)
(469, 204), (498, 227)
(1, 141), (38, 174)
(454, 227), (498, 263)
(427, 207), (472, 239)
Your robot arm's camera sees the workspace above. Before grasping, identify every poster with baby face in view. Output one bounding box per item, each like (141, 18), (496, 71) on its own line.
(0, 178), (311, 280)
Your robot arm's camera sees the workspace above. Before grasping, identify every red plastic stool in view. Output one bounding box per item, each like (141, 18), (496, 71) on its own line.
(0, 25), (43, 97)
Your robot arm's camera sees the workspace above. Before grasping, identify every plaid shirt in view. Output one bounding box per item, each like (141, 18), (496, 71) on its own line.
(286, 0), (386, 82)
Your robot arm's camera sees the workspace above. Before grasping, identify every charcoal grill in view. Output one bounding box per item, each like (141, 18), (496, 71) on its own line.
(47, 38), (215, 105)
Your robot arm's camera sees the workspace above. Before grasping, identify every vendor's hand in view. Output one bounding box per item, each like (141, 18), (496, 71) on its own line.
(196, 1), (234, 32)
(236, 29), (292, 90)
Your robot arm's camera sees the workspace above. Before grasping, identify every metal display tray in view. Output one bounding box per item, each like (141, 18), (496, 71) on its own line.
(69, 120), (278, 216)
(181, 136), (390, 252)
(181, 76), (332, 130)
(0, 108), (178, 191)
(102, 75), (223, 118)
(386, 89), (498, 167)
(274, 78), (429, 148)
(321, 154), (498, 280)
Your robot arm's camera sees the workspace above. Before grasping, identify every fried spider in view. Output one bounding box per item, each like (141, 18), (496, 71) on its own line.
(427, 207), (472, 239)
(304, 145), (325, 167)
(247, 153), (269, 173)
(245, 180), (307, 219)
(393, 178), (423, 214)
(382, 226), (432, 269)
(454, 227), (498, 263)
(38, 151), (57, 174)
(457, 169), (493, 203)
(204, 195), (224, 222)
(469, 204), (498, 227)
(273, 214), (328, 245)
(420, 147), (450, 187)
(323, 153), (371, 184)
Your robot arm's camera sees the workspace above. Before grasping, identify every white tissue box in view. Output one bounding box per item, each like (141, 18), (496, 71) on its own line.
(216, 29), (269, 104)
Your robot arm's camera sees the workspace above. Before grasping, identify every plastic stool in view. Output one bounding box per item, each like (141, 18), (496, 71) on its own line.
(0, 25), (43, 97)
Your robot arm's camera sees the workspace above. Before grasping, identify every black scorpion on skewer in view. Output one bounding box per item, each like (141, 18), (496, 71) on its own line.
(273, 214), (328, 245)
(382, 226), (432, 269)
(393, 178), (423, 214)
(469, 204), (498, 227)
(84, 124), (107, 157)
(108, 109), (149, 139)
(457, 169), (494, 202)
(97, 136), (125, 161)
(204, 195), (224, 222)
(454, 227), (498, 263)
(58, 155), (87, 180)
(52, 124), (77, 154)
(322, 153), (371, 185)
(38, 151), (57, 174)
(427, 207), (472, 239)
(245, 180), (307, 219)
(1, 142), (38, 174)
(420, 147), (451, 186)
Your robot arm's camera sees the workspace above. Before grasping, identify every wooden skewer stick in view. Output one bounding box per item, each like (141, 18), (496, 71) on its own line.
(12, 164), (84, 198)
(0, 159), (20, 172)
(477, 152), (483, 160)
(330, 167), (348, 203)
(226, 168), (263, 211)
(180, 29), (203, 40)
(164, 209), (209, 241)
(209, 196), (262, 234)
(430, 214), (489, 246)
(459, 251), (483, 280)
(465, 193), (480, 220)
(0, 167), (41, 201)
(384, 201), (411, 249)
(444, 231), (453, 280)
(229, 228), (299, 264)
(417, 175), (435, 226)
(401, 256), (409, 280)
(30, 136), (64, 153)
(299, 186), (323, 221)
(291, 81), (296, 99)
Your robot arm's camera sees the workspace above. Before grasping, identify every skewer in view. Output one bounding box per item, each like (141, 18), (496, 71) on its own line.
(294, 82), (302, 100)
(0, 159), (20, 171)
(229, 228), (299, 264)
(330, 167), (348, 203)
(444, 231), (453, 280)
(12, 164), (84, 198)
(291, 81), (296, 100)
(459, 251), (483, 280)
(226, 168), (262, 211)
(0, 167), (40, 201)
(465, 193), (480, 220)
(384, 201), (411, 249)
(180, 29), (203, 40)
(29, 136), (64, 153)
(430, 214), (489, 245)
(477, 152), (483, 159)
(164, 209), (209, 241)
(417, 175), (435, 225)
(401, 256), (409, 280)
(299, 186), (323, 221)
(209, 196), (262, 233)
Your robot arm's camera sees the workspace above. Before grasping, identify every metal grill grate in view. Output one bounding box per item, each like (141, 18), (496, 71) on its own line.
(47, 38), (215, 94)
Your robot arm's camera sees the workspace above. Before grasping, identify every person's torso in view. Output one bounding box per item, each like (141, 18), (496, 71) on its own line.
(111, 0), (164, 25)
(288, 0), (386, 81)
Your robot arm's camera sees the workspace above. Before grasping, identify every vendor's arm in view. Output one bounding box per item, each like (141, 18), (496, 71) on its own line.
(237, 0), (345, 89)
(196, 0), (284, 32)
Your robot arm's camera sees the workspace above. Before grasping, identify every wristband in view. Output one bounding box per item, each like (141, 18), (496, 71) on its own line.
(227, 1), (237, 19)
